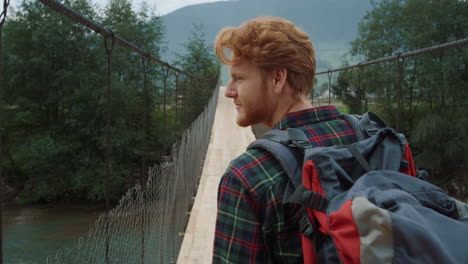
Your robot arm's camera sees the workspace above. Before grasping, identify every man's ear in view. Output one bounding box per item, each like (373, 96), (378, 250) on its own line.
(272, 68), (288, 95)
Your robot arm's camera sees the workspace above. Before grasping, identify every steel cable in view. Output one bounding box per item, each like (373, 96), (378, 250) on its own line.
(36, 0), (218, 81)
(316, 37), (468, 75)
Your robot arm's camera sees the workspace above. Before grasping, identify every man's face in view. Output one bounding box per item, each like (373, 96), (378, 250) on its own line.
(225, 58), (275, 127)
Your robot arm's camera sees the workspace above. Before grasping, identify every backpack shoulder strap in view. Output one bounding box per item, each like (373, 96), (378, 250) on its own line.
(341, 111), (388, 140)
(247, 128), (309, 198)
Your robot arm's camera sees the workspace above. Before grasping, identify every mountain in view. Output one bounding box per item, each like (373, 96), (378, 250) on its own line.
(160, 0), (379, 72)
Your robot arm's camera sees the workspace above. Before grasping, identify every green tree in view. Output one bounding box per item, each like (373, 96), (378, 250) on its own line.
(333, 0), (468, 195)
(175, 24), (220, 124)
(1, 0), (219, 204)
(333, 63), (367, 114)
(1, 0), (168, 203)
(2, 0), (105, 202)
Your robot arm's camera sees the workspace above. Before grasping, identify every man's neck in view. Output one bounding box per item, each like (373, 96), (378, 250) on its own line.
(265, 98), (313, 129)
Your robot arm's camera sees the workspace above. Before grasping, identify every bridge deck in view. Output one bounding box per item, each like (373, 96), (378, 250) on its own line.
(177, 86), (256, 264)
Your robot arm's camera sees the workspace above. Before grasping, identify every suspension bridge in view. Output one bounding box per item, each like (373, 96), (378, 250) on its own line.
(0, 0), (467, 263)
(176, 86), (255, 264)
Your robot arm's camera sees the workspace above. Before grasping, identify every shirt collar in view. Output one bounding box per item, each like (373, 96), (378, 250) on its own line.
(273, 105), (342, 130)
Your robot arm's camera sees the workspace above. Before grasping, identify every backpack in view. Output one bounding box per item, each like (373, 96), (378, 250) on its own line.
(247, 112), (468, 264)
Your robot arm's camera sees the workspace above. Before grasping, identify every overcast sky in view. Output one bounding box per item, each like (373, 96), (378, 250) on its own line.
(8, 0), (234, 16)
(153, 0), (235, 16)
(92, 0), (235, 16)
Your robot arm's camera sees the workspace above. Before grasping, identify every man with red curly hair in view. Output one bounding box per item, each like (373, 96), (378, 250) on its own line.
(213, 17), (358, 263)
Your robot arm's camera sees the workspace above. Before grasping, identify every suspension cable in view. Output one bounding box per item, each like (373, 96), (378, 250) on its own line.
(36, 0), (217, 81)
(175, 72), (180, 137)
(316, 37), (468, 75)
(103, 31), (115, 264)
(327, 70), (332, 105)
(357, 63), (364, 112)
(396, 55), (405, 131)
(182, 77), (187, 131)
(140, 55), (150, 264)
(161, 65), (169, 151)
(0, 0), (8, 28)
(0, 0), (9, 262)
(142, 56), (151, 146)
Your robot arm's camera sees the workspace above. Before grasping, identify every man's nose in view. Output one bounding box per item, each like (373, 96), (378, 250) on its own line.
(225, 82), (237, 98)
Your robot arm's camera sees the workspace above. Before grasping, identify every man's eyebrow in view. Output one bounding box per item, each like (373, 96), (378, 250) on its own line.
(231, 72), (245, 78)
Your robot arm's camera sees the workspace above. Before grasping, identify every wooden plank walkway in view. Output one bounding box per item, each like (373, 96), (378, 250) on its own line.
(177, 86), (256, 264)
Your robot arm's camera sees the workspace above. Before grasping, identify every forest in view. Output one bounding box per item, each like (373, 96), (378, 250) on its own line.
(1, 0), (467, 205)
(332, 0), (468, 199)
(0, 0), (220, 204)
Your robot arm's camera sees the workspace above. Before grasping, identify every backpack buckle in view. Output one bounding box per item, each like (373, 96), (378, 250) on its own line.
(287, 128), (312, 149)
(299, 208), (326, 253)
(299, 209), (315, 239)
(291, 140), (313, 149)
(302, 190), (329, 212)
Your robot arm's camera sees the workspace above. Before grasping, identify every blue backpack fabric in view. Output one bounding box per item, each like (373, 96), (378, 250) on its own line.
(247, 112), (468, 264)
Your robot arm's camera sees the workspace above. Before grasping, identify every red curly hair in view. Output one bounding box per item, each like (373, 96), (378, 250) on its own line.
(215, 16), (316, 98)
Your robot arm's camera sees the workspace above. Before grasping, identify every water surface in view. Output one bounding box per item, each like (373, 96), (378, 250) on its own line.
(3, 205), (102, 264)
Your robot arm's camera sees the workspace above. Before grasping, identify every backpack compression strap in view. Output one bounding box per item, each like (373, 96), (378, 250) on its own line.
(286, 185), (329, 212)
(345, 144), (373, 173)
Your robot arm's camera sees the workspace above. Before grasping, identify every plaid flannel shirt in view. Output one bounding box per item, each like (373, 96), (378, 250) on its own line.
(213, 106), (358, 264)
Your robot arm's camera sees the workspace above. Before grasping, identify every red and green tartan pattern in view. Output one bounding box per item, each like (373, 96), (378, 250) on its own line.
(213, 106), (358, 264)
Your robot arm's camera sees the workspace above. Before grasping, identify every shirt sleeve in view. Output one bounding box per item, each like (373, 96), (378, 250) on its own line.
(212, 166), (302, 264)
(213, 169), (269, 263)
(262, 181), (303, 263)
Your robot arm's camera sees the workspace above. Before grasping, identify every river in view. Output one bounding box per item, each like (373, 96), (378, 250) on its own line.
(3, 204), (103, 264)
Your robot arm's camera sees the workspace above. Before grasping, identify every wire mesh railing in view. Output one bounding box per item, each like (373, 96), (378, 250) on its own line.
(315, 37), (468, 129)
(45, 85), (219, 263)
(316, 37), (468, 112)
(0, 0), (219, 263)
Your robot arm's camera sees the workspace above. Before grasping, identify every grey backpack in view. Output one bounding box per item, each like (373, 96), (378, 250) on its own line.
(248, 112), (468, 264)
